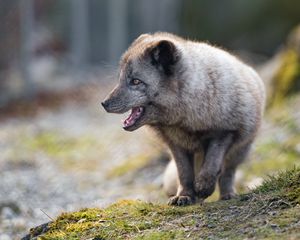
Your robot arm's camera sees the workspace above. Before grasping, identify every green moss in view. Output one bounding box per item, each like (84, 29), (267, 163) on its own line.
(239, 138), (299, 188)
(106, 155), (152, 178)
(39, 200), (195, 240)
(272, 205), (300, 228)
(30, 132), (100, 159)
(22, 131), (108, 171)
(23, 168), (300, 240)
(267, 99), (300, 133)
(134, 231), (186, 239)
(271, 49), (300, 106)
(255, 167), (299, 193)
(255, 167), (300, 205)
(239, 104), (300, 184)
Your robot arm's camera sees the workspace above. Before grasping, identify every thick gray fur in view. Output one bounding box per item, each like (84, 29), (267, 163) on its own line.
(102, 32), (266, 206)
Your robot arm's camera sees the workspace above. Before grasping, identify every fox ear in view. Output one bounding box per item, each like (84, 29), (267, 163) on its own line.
(150, 40), (179, 75)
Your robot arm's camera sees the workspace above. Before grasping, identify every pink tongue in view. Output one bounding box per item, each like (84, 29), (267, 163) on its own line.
(123, 107), (143, 127)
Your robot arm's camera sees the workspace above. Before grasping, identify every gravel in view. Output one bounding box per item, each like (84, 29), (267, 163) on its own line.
(0, 93), (165, 239)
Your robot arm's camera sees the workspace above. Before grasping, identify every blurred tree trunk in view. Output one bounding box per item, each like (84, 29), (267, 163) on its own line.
(20, 0), (35, 98)
(136, 0), (181, 34)
(108, 0), (128, 63)
(157, 0), (181, 33)
(71, 0), (89, 71)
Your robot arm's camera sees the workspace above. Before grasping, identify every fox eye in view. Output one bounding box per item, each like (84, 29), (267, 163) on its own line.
(130, 78), (142, 85)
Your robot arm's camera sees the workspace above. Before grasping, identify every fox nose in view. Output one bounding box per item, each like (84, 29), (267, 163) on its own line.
(101, 101), (108, 110)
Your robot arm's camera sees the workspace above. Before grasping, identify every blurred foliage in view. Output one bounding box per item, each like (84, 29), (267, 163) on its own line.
(106, 154), (152, 179)
(238, 92), (300, 190)
(35, 0), (300, 56)
(24, 130), (108, 171)
(270, 25), (300, 105)
(181, 0), (300, 55)
(1, 0), (300, 70)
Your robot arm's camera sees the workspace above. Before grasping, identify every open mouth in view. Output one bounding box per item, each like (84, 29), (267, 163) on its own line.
(123, 107), (144, 129)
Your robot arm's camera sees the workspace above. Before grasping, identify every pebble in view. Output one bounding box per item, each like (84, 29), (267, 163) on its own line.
(270, 223), (278, 229)
(207, 223), (216, 229)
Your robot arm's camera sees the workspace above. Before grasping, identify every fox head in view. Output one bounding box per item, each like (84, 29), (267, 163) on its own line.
(102, 33), (185, 131)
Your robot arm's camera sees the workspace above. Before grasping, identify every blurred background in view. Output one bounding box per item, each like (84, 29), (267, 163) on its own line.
(0, 0), (300, 239)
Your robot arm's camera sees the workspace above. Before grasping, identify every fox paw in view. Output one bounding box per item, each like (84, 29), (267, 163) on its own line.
(168, 195), (195, 206)
(220, 192), (237, 200)
(194, 173), (217, 199)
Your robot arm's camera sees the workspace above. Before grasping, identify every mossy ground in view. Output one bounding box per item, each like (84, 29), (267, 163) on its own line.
(24, 168), (300, 240)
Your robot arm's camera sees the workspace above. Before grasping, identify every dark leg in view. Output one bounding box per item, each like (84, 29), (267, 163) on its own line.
(218, 167), (236, 200)
(167, 145), (195, 206)
(219, 142), (252, 200)
(195, 134), (233, 200)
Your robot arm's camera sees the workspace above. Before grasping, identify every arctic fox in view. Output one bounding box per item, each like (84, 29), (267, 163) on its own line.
(102, 32), (265, 205)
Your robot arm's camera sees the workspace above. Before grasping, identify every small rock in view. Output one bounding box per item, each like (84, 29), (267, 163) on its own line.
(228, 205), (237, 209)
(268, 211), (277, 216)
(77, 218), (86, 223)
(270, 223), (278, 229)
(207, 223), (216, 229)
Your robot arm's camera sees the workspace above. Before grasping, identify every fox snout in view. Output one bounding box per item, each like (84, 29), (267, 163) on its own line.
(102, 86), (121, 113)
(101, 98), (124, 113)
(101, 87), (130, 114)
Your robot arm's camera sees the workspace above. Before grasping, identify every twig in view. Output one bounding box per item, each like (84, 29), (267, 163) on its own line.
(40, 209), (54, 221)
